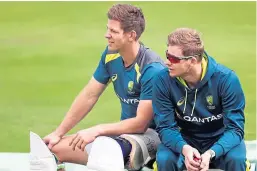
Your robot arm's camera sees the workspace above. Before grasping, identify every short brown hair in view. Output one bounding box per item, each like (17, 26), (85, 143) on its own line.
(167, 28), (204, 61)
(107, 4), (145, 40)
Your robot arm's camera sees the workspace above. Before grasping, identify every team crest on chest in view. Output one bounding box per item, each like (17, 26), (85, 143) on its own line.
(128, 81), (135, 94)
(206, 95), (213, 105)
(206, 95), (215, 109)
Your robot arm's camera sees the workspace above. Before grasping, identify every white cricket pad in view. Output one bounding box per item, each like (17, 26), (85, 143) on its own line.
(29, 131), (57, 171)
(87, 136), (125, 171)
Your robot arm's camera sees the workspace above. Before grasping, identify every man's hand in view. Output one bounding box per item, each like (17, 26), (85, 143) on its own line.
(43, 132), (62, 150)
(69, 127), (101, 151)
(182, 145), (201, 171)
(199, 150), (212, 171)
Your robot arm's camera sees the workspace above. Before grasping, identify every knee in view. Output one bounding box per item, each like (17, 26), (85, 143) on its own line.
(156, 150), (174, 163)
(51, 144), (65, 162)
(224, 142), (246, 165)
(50, 135), (76, 163)
(156, 145), (176, 166)
(225, 154), (246, 164)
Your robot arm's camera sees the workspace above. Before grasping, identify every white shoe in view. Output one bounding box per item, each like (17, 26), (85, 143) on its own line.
(29, 131), (57, 171)
(87, 136), (125, 171)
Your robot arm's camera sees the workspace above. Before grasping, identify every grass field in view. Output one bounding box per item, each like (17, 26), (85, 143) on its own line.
(0, 2), (256, 152)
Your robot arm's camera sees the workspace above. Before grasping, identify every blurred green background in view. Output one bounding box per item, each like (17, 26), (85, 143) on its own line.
(0, 2), (256, 152)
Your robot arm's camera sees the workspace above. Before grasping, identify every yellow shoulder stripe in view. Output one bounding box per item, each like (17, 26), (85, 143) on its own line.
(201, 54), (208, 80)
(135, 63), (141, 82)
(105, 53), (120, 64)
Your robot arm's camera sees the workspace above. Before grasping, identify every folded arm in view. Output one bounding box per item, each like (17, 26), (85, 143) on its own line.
(152, 74), (187, 154)
(210, 72), (245, 159)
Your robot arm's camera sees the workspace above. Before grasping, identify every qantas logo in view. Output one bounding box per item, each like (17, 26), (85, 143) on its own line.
(175, 110), (223, 123)
(116, 93), (139, 104)
(183, 114), (223, 123)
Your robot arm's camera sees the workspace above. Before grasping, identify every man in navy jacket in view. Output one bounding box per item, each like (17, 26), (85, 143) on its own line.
(152, 28), (248, 171)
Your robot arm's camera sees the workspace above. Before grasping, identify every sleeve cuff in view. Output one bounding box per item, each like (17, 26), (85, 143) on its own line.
(211, 144), (224, 159)
(175, 140), (187, 154)
(140, 95), (152, 100)
(93, 75), (108, 85)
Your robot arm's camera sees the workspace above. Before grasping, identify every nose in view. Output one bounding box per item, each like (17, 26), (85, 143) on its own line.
(165, 58), (171, 66)
(105, 30), (111, 39)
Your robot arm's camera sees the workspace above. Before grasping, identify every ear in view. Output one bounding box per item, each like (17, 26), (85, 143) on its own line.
(191, 57), (199, 64)
(128, 30), (137, 42)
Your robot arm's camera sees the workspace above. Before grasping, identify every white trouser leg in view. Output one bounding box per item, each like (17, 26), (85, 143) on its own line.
(29, 132), (57, 171)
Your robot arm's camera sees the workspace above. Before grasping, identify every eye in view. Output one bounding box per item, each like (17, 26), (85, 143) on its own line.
(107, 27), (118, 34)
(111, 29), (118, 33)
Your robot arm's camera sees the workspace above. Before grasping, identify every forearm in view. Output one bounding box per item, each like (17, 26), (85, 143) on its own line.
(55, 94), (99, 136)
(210, 110), (244, 159)
(210, 129), (243, 159)
(96, 118), (148, 136)
(158, 127), (187, 154)
(56, 101), (96, 137)
(212, 72), (246, 158)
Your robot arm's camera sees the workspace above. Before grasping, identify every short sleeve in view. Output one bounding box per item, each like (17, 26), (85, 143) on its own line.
(93, 47), (110, 84)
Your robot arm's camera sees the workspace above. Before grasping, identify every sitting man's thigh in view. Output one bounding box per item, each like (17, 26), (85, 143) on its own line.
(51, 135), (91, 165)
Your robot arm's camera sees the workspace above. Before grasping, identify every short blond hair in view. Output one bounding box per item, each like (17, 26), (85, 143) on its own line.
(167, 28), (204, 61)
(108, 4), (145, 40)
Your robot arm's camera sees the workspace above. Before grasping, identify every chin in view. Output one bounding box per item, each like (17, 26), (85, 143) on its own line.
(169, 72), (177, 78)
(108, 44), (120, 51)
(107, 45), (114, 50)
(168, 70), (176, 77)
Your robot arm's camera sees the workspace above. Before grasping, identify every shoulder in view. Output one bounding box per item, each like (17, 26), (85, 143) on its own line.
(209, 58), (241, 90)
(214, 63), (237, 83)
(137, 44), (165, 72)
(216, 64), (233, 76)
(144, 47), (164, 64)
(208, 55), (234, 78)
(142, 62), (166, 76)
